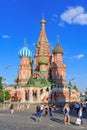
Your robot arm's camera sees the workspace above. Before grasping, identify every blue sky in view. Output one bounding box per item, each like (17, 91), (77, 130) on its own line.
(0, 0), (87, 92)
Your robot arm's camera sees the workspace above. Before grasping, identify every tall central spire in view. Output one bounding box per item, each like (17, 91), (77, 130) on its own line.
(38, 17), (48, 43)
(41, 17), (46, 30)
(34, 17), (51, 74)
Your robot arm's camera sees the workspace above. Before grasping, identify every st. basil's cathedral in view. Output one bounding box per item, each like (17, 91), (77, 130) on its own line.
(7, 18), (80, 104)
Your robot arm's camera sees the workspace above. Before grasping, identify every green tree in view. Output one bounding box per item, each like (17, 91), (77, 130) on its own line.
(0, 77), (11, 102)
(73, 85), (78, 91)
(68, 81), (72, 87)
(0, 90), (3, 101)
(84, 88), (87, 95)
(5, 91), (11, 100)
(0, 90), (11, 102)
(0, 77), (3, 89)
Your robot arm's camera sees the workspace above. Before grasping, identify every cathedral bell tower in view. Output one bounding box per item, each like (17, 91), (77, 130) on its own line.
(18, 39), (32, 85)
(34, 17), (51, 79)
(51, 40), (66, 86)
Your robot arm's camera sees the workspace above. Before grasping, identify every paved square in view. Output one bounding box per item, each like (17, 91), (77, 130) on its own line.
(0, 108), (87, 130)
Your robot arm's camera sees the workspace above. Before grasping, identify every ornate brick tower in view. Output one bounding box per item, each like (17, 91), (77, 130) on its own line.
(34, 18), (51, 79)
(51, 41), (66, 86)
(17, 39), (32, 85)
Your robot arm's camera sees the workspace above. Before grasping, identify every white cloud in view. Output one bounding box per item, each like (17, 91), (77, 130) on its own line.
(60, 6), (87, 25)
(2, 35), (10, 39)
(70, 54), (84, 59)
(75, 54), (84, 59)
(58, 22), (64, 27)
(51, 14), (58, 22)
(51, 18), (57, 22)
(52, 14), (58, 18)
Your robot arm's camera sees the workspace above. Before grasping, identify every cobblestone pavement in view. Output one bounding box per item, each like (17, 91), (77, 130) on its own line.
(0, 108), (87, 130)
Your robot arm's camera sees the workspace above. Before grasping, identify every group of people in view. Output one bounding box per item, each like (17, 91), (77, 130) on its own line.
(8, 102), (86, 126)
(62, 102), (86, 125)
(17, 104), (30, 111)
(35, 104), (54, 121)
(35, 102), (87, 125)
(9, 103), (30, 114)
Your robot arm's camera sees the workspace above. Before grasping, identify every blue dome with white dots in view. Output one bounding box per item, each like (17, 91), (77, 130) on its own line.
(19, 38), (32, 58)
(19, 47), (32, 58)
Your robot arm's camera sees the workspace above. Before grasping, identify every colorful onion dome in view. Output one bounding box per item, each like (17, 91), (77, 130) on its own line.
(19, 38), (32, 58)
(52, 44), (64, 55)
(19, 47), (32, 58)
(38, 55), (48, 65)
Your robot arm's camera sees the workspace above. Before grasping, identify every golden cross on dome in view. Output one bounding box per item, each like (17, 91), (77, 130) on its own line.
(57, 35), (60, 45)
(42, 13), (44, 20)
(24, 37), (28, 47)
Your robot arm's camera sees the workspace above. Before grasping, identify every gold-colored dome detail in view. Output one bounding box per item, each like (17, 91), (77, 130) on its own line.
(41, 19), (46, 24)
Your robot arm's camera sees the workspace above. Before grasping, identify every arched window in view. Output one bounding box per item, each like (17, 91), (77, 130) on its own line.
(40, 89), (43, 95)
(46, 87), (49, 92)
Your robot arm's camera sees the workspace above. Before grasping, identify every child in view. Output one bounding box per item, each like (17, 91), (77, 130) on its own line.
(78, 107), (83, 125)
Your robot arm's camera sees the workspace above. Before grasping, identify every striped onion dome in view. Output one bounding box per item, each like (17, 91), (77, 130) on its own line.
(19, 47), (32, 58)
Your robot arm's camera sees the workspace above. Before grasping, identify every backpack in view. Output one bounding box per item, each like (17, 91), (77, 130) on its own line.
(64, 108), (67, 114)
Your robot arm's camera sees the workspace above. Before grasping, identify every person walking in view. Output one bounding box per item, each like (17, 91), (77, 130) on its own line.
(44, 104), (48, 117)
(63, 103), (70, 125)
(49, 105), (53, 119)
(40, 104), (44, 117)
(10, 104), (14, 114)
(36, 104), (41, 121)
(78, 107), (83, 125)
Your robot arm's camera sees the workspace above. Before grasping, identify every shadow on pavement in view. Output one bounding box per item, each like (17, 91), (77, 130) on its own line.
(30, 116), (36, 122)
(50, 117), (64, 124)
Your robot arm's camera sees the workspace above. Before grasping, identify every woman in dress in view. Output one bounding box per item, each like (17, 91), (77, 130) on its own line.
(63, 103), (70, 125)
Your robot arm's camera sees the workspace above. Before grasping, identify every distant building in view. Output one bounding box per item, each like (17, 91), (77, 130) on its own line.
(7, 18), (80, 103)
(80, 92), (87, 102)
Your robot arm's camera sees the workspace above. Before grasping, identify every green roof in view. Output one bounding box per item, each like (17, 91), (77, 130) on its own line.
(38, 55), (48, 65)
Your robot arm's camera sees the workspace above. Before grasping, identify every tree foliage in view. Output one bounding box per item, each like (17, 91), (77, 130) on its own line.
(0, 76), (11, 102)
(68, 81), (72, 87)
(73, 85), (78, 91)
(0, 77), (3, 89)
(84, 88), (87, 95)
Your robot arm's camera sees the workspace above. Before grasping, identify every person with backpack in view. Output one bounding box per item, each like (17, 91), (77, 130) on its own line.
(63, 103), (70, 125)
(36, 104), (41, 121)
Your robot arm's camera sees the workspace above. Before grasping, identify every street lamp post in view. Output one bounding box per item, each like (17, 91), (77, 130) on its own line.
(68, 86), (71, 103)
(2, 80), (8, 109)
(2, 64), (10, 109)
